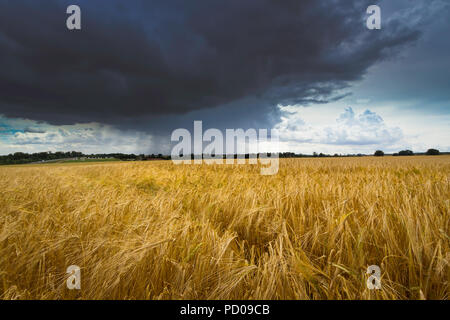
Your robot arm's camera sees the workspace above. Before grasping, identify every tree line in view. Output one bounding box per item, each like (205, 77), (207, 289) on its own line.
(0, 149), (444, 165)
(374, 149), (441, 157)
(0, 151), (169, 165)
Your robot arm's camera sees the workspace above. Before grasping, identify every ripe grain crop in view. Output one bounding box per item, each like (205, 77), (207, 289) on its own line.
(0, 156), (448, 299)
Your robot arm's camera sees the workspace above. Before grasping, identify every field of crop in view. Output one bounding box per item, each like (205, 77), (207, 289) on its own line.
(0, 156), (448, 300)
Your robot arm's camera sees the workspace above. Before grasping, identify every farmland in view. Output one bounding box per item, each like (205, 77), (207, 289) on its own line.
(0, 156), (448, 299)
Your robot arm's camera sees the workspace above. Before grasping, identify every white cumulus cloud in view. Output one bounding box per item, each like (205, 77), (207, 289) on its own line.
(275, 106), (404, 153)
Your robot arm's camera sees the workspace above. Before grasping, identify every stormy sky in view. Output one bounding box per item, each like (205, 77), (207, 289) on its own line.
(0, 0), (449, 154)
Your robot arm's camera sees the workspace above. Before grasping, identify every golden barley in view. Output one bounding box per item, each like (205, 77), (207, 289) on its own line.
(0, 156), (448, 299)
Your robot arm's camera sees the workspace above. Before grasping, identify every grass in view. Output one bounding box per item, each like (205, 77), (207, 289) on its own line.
(0, 156), (448, 300)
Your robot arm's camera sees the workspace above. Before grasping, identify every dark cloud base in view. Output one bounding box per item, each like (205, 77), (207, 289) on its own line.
(0, 0), (422, 129)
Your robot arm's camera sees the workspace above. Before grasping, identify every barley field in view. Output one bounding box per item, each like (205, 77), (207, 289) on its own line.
(0, 156), (448, 300)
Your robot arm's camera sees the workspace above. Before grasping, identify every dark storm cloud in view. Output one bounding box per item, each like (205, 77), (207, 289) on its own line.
(0, 0), (421, 125)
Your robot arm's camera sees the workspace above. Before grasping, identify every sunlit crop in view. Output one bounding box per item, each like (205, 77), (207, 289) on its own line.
(0, 156), (448, 299)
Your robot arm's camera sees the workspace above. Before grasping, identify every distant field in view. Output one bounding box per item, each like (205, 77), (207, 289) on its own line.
(32, 158), (120, 164)
(0, 156), (448, 299)
(55, 158), (120, 164)
(0, 158), (121, 166)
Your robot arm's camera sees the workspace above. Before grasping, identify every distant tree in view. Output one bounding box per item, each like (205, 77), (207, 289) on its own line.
(374, 150), (384, 157)
(398, 150), (414, 156)
(426, 148), (440, 155)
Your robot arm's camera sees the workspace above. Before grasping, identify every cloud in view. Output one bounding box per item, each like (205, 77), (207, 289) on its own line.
(0, 0), (425, 127)
(276, 106), (403, 148)
(24, 128), (47, 134)
(0, 116), (153, 154)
